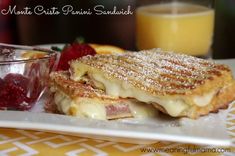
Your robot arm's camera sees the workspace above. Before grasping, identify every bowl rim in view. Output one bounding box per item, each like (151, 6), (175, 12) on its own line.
(0, 43), (59, 64)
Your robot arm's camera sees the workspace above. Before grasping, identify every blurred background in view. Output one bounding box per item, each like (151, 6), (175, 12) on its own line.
(0, 0), (235, 59)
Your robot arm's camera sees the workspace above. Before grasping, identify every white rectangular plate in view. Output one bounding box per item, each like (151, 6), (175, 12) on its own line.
(0, 55), (234, 146)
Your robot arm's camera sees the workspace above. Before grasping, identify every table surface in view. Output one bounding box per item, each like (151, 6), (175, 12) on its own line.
(0, 128), (234, 156)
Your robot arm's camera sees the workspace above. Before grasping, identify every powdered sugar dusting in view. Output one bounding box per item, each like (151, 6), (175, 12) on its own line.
(73, 49), (231, 95)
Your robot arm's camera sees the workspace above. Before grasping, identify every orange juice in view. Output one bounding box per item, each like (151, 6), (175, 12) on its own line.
(136, 3), (215, 56)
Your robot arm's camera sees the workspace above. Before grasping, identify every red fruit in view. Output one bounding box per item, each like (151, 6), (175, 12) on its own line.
(57, 43), (96, 71)
(0, 73), (30, 110)
(1, 82), (26, 109)
(4, 73), (29, 91)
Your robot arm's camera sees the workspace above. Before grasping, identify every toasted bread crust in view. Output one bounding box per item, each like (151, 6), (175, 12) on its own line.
(70, 49), (232, 96)
(50, 71), (118, 100)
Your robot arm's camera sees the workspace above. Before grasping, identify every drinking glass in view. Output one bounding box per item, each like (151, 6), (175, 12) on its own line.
(136, 0), (215, 58)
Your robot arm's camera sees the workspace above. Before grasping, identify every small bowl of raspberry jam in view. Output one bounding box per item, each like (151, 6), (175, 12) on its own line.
(0, 43), (59, 111)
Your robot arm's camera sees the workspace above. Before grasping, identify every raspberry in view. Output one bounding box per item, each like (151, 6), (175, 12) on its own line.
(57, 43), (96, 71)
(0, 73), (30, 110)
(4, 73), (29, 90)
(2, 83), (26, 109)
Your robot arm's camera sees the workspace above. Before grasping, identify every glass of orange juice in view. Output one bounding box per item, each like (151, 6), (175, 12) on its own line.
(136, 0), (215, 57)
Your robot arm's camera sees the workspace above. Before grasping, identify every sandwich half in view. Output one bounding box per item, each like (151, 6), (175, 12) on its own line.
(70, 49), (235, 119)
(48, 71), (157, 120)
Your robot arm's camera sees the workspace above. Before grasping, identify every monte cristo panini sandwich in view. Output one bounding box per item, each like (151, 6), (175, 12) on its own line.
(69, 49), (235, 119)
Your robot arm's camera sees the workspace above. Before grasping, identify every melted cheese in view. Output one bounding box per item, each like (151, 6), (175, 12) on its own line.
(193, 90), (217, 107)
(53, 91), (157, 120)
(54, 91), (106, 120)
(54, 92), (73, 113)
(78, 70), (188, 117)
(70, 64), (218, 117)
(128, 101), (157, 118)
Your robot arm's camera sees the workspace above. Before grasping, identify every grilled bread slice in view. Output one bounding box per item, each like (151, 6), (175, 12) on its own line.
(70, 49), (235, 119)
(49, 71), (157, 120)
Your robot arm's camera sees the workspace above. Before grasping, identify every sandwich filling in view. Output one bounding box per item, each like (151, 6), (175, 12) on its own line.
(70, 63), (220, 117)
(53, 89), (157, 120)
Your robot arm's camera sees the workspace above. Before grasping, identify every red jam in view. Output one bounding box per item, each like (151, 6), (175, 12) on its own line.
(0, 73), (39, 111)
